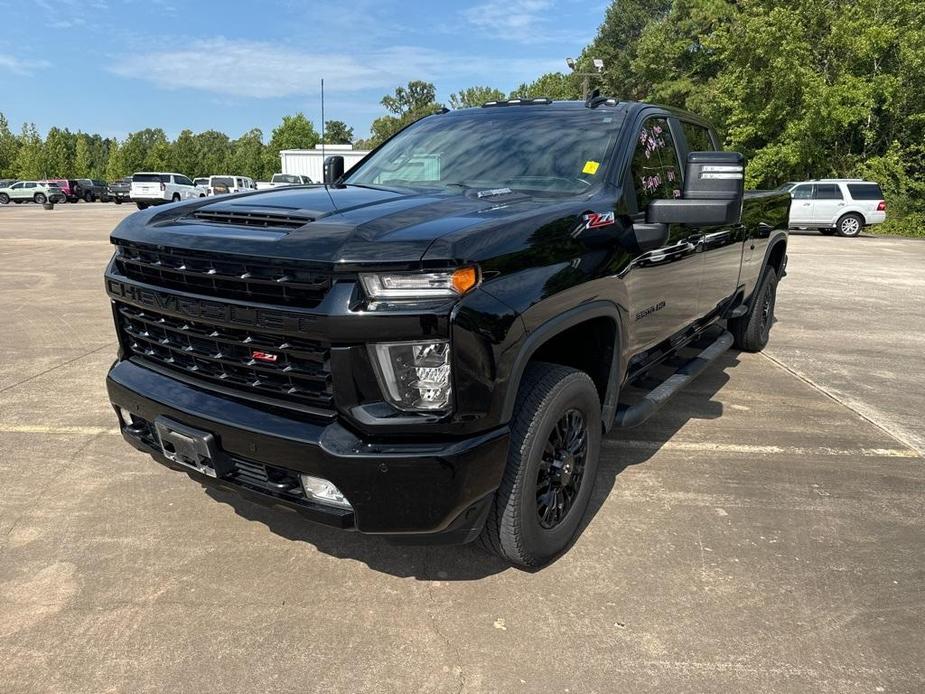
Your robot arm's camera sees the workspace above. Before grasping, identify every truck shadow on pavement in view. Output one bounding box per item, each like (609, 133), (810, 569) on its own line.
(203, 352), (739, 580)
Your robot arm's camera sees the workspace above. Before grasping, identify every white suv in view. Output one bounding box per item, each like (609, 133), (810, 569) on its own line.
(208, 175), (256, 196)
(130, 172), (206, 210)
(785, 179), (886, 237)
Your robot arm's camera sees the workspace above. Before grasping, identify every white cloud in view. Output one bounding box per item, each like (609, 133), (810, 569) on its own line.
(462, 0), (553, 36)
(109, 37), (560, 100)
(0, 54), (50, 75)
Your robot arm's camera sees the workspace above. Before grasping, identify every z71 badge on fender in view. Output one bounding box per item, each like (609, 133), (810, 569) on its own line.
(573, 211), (616, 236)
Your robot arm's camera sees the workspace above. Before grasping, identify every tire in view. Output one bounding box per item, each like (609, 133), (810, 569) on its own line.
(836, 213), (863, 237)
(818, 228), (837, 236)
(479, 363), (602, 568)
(84, 191), (93, 202)
(114, 198), (122, 205)
(172, 193), (181, 202)
(0, 193), (9, 205)
(730, 266), (779, 352)
(13, 199), (22, 204)
(34, 193), (47, 204)
(136, 202), (148, 210)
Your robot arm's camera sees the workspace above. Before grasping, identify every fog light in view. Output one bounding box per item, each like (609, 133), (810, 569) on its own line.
(300, 474), (352, 509)
(369, 340), (451, 412)
(118, 407), (134, 425)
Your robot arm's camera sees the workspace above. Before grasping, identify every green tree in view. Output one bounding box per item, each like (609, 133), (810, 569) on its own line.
(14, 123), (44, 179)
(510, 72), (580, 100)
(0, 113), (19, 177)
(171, 129), (198, 177)
(193, 130), (232, 176)
(322, 120), (354, 144)
(265, 113), (320, 173)
(449, 86), (505, 109)
(365, 81), (442, 148)
(122, 128), (168, 173)
(74, 134), (91, 177)
(43, 127), (71, 177)
(105, 139), (126, 180)
(229, 128), (267, 180)
(144, 139), (172, 171)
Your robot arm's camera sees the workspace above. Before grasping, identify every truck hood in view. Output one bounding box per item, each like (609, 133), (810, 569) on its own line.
(110, 184), (550, 269)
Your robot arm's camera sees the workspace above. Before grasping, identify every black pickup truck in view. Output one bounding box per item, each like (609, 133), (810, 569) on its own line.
(105, 99), (789, 567)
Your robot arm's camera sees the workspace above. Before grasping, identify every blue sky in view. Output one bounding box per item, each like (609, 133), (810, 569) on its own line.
(0, 0), (606, 142)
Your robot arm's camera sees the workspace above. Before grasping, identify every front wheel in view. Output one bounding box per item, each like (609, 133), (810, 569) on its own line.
(136, 202), (148, 210)
(479, 363), (601, 568)
(0, 193), (9, 205)
(836, 213), (863, 237)
(114, 198), (122, 205)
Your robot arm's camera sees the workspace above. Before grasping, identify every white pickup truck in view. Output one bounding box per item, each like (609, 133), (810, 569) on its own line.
(255, 173), (313, 190)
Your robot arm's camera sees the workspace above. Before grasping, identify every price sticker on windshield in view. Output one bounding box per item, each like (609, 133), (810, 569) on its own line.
(582, 160), (600, 175)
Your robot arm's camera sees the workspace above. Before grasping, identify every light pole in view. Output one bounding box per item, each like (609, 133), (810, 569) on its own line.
(566, 57), (605, 99)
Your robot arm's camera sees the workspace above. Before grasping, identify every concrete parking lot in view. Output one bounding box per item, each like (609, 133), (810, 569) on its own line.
(1, 204), (923, 693)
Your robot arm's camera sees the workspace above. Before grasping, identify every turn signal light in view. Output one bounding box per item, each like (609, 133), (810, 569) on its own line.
(451, 267), (479, 295)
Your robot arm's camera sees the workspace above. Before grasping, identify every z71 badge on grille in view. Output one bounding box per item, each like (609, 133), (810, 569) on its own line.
(251, 351), (279, 363)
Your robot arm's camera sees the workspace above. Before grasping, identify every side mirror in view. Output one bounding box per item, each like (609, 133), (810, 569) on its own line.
(323, 155), (344, 185)
(647, 151), (744, 226)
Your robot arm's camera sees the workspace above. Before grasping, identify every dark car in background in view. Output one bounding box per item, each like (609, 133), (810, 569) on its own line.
(108, 177), (131, 204)
(76, 178), (110, 202)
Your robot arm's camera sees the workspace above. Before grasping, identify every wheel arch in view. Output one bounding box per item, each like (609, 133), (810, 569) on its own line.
(501, 301), (625, 432)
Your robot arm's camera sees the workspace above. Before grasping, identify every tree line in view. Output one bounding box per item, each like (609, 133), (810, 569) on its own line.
(1, 0), (922, 232)
(0, 113), (354, 183)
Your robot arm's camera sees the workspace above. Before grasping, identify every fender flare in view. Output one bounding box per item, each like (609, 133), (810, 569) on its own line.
(760, 230), (788, 276)
(500, 300), (625, 431)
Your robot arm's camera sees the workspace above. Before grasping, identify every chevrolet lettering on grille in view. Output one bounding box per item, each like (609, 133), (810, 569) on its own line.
(106, 279), (318, 334)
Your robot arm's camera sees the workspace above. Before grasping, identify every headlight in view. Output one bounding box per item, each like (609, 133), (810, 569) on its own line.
(369, 340), (451, 412)
(360, 267), (479, 300)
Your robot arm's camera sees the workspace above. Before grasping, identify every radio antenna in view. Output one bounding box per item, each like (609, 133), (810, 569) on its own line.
(321, 78), (326, 188)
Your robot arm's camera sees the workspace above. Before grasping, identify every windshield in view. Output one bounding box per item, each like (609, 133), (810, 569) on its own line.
(346, 109), (625, 195)
(273, 174), (301, 184)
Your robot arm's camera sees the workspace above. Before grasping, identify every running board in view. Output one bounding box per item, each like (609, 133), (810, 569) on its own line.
(614, 330), (734, 428)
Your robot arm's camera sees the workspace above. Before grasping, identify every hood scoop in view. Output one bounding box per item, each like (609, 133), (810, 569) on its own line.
(190, 208), (314, 230)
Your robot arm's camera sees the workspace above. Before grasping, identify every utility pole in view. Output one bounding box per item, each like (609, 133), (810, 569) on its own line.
(566, 57), (605, 99)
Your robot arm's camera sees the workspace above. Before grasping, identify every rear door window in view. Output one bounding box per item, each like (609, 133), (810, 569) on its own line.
(814, 184), (843, 200)
(846, 183), (884, 200)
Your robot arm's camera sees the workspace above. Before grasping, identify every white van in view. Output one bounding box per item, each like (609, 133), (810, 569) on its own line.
(785, 179), (886, 237)
(130, 172), (205, 210)
(208, 175), (256, 196)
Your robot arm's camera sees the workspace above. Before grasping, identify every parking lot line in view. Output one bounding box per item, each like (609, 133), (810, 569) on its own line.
(604, 438), (920, 458)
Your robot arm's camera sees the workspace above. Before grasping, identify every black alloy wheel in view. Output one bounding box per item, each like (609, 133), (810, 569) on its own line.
(537, 409), (588, 529)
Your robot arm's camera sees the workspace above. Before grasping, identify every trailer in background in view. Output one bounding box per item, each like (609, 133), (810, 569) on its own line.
(279, 144), (371, 183)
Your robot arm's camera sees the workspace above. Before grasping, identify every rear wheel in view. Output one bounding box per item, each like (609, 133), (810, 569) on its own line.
(479, 363), (601, 568)
(0, 193), (9, 205)
(836, 213), (863, 237)
(818, 228), (837, 236)
(84, 191), (93, 202)
(33, 192), (47, 204)
(136, 202), (148, 210)
(730, 266), (779, 352)
(171, 193), (181, 202)
(114, 198), (122, 205)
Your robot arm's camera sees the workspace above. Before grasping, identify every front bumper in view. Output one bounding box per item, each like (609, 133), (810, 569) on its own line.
(108, 359), (509, 543)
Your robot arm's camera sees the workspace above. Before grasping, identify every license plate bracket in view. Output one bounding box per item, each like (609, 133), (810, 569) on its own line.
(154, 416), (225, 478)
